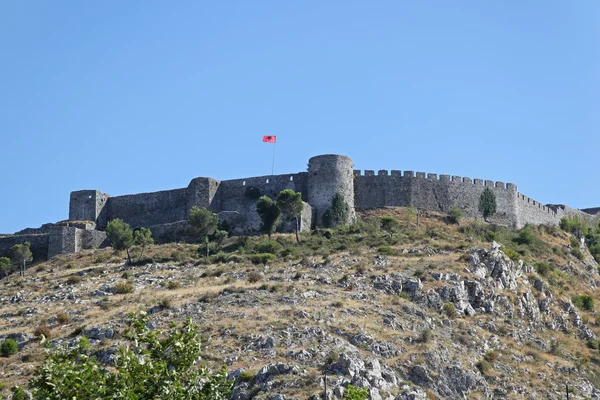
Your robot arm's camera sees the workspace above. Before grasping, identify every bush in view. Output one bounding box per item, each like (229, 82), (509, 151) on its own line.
(27, 313), (232, 399)
(34, 325), (52, 339)
(250, 253), (275, 265)
(112, 281), (134, 294)
(587, 339), (599, 350)
(535, 262), (552, 276)
(247, 272), (263, 283)
(513, 225), (535, 245)
(483, 350), (498, 364)
(446, 206), (463, 224)
(476, 360), (491, 375)
(503, 248), (521, 262)
(443, 302), (458, 319)
(0, 339), (18, 357)
(344, 384), (368, 400)
(56, 312), (71, 324)
(255, 240), (282, 254)
(377, 245), (394, 255)
(419, 329), (433, 343)
(560, 216), (588, 236)
(158, 297), (173, 309)
(166, 281), (182, 290)
(572, 294), (595, 311)
(66, 275), (82, 285)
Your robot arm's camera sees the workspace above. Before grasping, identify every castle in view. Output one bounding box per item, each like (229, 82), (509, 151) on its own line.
(1, 154), (598, 262)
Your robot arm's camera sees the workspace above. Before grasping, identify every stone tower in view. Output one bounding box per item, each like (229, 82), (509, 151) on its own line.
(69, 190), (109, 228)
(307, 154), (356, 227)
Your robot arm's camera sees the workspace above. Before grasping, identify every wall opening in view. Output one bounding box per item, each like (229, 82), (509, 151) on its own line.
(242, 181), (246, 186)
(290, 176), (293, 181)
(88, 195), (92, 199)
(266, 179), (269, 183)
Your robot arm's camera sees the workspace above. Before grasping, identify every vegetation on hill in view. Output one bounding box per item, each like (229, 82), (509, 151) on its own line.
(1, 207), (600, 399)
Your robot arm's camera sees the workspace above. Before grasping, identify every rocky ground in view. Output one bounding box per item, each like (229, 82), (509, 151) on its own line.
(2, 209), (600, 399)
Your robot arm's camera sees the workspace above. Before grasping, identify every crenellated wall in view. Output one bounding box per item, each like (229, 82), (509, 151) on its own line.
(354, 169), (519, 227)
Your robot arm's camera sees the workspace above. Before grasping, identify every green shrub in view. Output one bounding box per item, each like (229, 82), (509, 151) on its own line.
(377, 245), (393, 255)
(344, 384), (368, 400)
(250, 253), (275, 265)
(443, 302), (458, 319)
(56, 312), (71, 324)
(483, 350), (498, 364)
(247, 272), (263, 283)
(572, 294), (595, 311)
(419, 329), (433, 343)
(66, 275), (82, 285)
(112, 281), (134, 294)
(503, 248), (521, 262)
(535, 262), (552, 276)
(255, 240), (282, 254)
(27, 313), (232, 399)
(446, 206), (463, 224)
(166, 281), (182, 290)
(0, 339), (18, 357)
(513, 225), (535, 245)
(476, 360), (491, 375)
(238, 370), (254, 383)
(587, 339), (599, 350)
(11, 386), (27, 400)
(560, 216), (588, 236)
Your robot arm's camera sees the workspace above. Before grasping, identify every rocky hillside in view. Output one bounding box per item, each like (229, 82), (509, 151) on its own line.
(2, 208), (600, 399)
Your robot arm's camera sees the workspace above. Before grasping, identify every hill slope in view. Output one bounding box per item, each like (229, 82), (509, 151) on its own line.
(2, 208), (600, 399)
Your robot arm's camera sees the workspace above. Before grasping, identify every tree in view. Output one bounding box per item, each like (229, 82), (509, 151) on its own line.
(478, 187), (497, 221)
(330, 193), (349, 227)
(256, 196), (281, 239)
(133, 228), (153, 261)
(10, 242), (32, 277)
(0, 257), (14, 278)
(188, 207), (219, 257)
(106, 219), (134, 264)
(28, 312), (232, 399)
(380, 216), (400, 237)
(277, 189), (304, 243)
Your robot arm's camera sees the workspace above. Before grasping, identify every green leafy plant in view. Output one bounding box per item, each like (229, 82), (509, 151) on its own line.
(443, 302), (458, 319)
(344, 384), (368, 400)
(380, 216), (400, 237)
(0, 339), (18, 357)
(106, 219), (135, 264)
(572, 294), (595, 311)
(10, 242), (33, 276)
(28, 312), (232, 399)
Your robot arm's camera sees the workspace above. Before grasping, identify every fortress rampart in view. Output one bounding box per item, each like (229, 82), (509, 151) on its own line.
(1, 154), (598, 260)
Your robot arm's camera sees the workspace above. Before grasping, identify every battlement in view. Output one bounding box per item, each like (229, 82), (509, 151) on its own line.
(353, 169), (517, 191)
(4, 153), (596, 261)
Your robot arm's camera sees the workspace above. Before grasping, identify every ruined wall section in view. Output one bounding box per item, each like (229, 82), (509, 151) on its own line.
(0, 234), (49, 262)
(105, 188), (188, 230)
(354, 170), (519, 227)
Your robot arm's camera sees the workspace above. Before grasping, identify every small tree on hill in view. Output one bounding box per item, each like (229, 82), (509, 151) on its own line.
(256, 196), (281, 239)
(133, 228), (154, 261)
(0, 257), (14, 279)
(188, 207), (219, 257)
(478, 187), (497, 221)
(277, 189), (304, 243)
(10, 242), (32, 277)
(380, 216), (400, 237)
(106, 219), (134, 264)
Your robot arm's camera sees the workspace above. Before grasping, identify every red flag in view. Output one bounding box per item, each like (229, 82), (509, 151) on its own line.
(262, 135), (276, 143)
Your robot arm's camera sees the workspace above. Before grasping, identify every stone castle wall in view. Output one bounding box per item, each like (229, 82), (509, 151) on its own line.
(4, 153), (599, 261)
(354, 170), (519, 227)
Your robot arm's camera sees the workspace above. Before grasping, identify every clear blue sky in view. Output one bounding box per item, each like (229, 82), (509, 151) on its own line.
(1, 1), (599, 233)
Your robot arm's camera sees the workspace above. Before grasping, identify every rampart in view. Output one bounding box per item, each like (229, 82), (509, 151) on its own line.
(2, 153), (599, 261)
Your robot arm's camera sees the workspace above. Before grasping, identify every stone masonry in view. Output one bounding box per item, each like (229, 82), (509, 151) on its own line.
(1, 154), (598, 260)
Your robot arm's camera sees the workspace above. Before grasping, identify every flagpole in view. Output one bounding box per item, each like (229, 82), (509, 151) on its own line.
(271, 141), (276, 176)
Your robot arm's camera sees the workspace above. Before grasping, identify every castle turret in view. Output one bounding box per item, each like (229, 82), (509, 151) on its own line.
(307, 154), (355, 227)
(69, 190), (109, 228)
